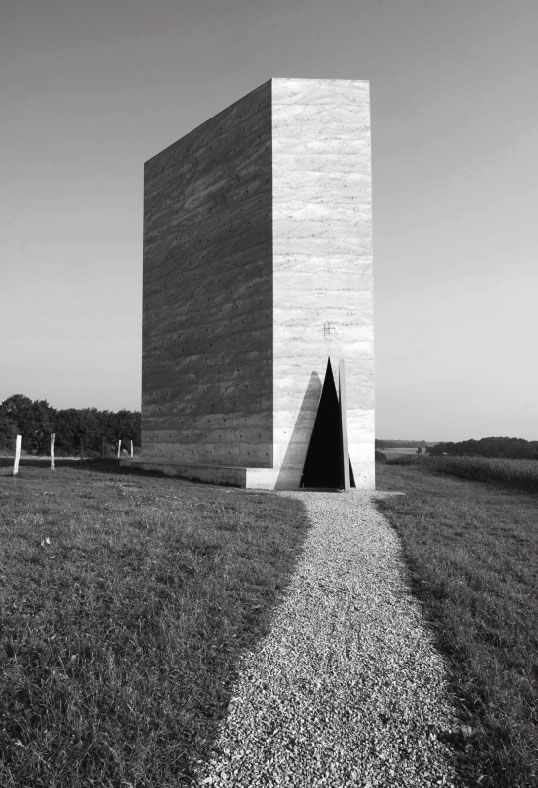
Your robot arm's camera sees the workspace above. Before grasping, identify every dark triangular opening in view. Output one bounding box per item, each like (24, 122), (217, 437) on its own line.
(300, 359), (355, 489)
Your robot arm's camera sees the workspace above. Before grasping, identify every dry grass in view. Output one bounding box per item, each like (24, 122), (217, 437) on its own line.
(0, 461), (310, 787)
(376, 462), (538, 788)
(388, 454), (538, 493)
(427, 455), (538, 492)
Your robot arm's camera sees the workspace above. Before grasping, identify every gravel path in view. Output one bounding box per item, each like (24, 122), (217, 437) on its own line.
(194, 491), (465, 787)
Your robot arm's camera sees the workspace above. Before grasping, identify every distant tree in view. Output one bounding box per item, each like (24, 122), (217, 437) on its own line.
(376, 439), (428, 449)
(55, 408), (105, 456)
(0, 395), (55, 453)
(0, 411), (17, 452)
(113, 410), (141, 445)
(99, 409), (140, 453)
(428, 437), (538, 460)
(0, 394), (33, 428)
(0, 394), (141, 457)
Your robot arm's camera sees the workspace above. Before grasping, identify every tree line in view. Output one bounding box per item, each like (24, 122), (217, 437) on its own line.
(427, 436), (538, 459)
(0, 394), (141, 457)
(375, 439), (429, 449)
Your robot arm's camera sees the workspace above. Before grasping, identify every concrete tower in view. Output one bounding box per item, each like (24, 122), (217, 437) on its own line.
(133, 78), (374, 489)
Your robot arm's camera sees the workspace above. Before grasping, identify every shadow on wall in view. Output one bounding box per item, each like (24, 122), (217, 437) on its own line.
(275, 371), (322, 490)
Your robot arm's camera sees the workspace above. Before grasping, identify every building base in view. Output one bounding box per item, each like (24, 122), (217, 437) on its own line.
(119, 458), (248, 487)
(120, 458), (289, 489)
(119, 457), (374, 491)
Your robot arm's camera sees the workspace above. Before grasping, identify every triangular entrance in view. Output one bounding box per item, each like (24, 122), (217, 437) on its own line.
(300, 358), (355, 489)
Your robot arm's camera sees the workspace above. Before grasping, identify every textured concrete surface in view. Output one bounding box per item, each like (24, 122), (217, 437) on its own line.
(142, 81), (273, 468)
(119, 458), (247, 486)
(271, 78), (374, 489)
(140, 78), (374, 489)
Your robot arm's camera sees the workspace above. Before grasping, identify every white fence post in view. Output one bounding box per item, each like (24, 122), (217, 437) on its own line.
(13, 435), (22, 476)
(117, 439), (121, 459)
(130, 439), (133, 458)
(51, 433), (55, 470)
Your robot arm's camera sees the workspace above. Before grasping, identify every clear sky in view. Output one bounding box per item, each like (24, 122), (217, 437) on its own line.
(1, 0), (537, 441)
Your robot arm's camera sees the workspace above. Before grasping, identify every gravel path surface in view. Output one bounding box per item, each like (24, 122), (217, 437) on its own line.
(194, 491), (465, 788)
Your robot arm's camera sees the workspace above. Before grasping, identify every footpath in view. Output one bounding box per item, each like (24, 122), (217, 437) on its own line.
(194, 491), (464, 788)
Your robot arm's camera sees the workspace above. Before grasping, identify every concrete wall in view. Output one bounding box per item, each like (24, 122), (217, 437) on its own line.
(141, 77), (374, 488)
(142, 81), (273, 467)
(248, 78), (374, 489)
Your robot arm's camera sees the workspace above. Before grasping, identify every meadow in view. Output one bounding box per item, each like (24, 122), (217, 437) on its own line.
(376, 459), (538, 788)
(3, 455), (538, 787)
(388, 453), (538, 493)
(0, 460), (310, 787)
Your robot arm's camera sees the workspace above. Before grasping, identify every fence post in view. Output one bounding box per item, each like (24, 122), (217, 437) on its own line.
(13, 435), (22, 476)
(117, 439), (121, 459)
(51, 433), (55, 470)
(130, 439), (133, 458)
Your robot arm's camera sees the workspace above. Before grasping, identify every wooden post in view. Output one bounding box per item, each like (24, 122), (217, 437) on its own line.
(339, 359), (350, 492)
(13, 435), (22, 476)
(117, 439), (121, 459)
(50, 433), (55, 470)
(130, 439), (133, 458)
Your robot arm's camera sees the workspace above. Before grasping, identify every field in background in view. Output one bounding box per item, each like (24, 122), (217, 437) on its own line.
(387, 453), (538, 493)
(376, 462), (538, 788)
(379, 447), (421, 459)
(0, 462), (310, 788)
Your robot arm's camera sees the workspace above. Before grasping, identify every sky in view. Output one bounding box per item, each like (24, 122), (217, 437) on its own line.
(1, 0), (537, 441)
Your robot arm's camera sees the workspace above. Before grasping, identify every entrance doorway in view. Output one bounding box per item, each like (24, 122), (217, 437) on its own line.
(300, 359), (355, 489)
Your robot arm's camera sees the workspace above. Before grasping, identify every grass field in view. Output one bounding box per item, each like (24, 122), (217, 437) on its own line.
(4, 456), (538, 787)
(0, 461), (310, 787)
(377, 447), (421, 460)
(376, 461), (538, 788)
(416, 454), (538, 493)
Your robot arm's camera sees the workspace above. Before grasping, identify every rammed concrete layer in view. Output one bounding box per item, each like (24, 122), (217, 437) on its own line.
(140, 78), (374, 489)
(142, 81), (273, 468)
(120, 458), (247, 487)
(271, 78), (374, 489)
